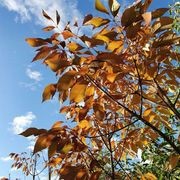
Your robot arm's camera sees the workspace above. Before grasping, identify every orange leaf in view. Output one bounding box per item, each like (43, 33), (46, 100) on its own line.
(70, 81), (88, 103)
(26, 38), (47, 47)
(42, 84), (56, 102)
(62, 30), (75, 40)
(42, 26), (55, 32)
(78, 120), (91, 130)
(33, 133), (55, 154)
(142, 12), (152, 26)
(57, 71), (76, 91)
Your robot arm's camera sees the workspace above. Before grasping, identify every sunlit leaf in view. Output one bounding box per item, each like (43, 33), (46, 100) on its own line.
(57, 71), (77, 91)
(26, 38), (47, 47)
(70, 81), (88, 103)
(42, 84), (56, 102)
(108, 0), (120, 17)
(33, 134), (55, 154)
(142, 12), (152, 26)
(84, 17), (110, 28)
(78, 120), (91, 130)
(95, 0), (109, 14)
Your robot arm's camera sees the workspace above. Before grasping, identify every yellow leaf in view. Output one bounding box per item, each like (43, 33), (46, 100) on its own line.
(61, 144), (73, 154)
(108, 0), (120, 17)
(107, 40), (123, 52)
(42, 84), (56, 102)
(26, 38), (47, 47)
(106, 73), (117, 83)
(84, 17), (110, 28)
(78, 120), (91, 130)
(85, 86), (95, 97)
(141, 173), (157, 180)
(70, 81), (88, 103)
(143, 109), (152, 117)
(67, 42), (83, 52)
(94, 34), (110, 43)
(95, 0), (109, 14)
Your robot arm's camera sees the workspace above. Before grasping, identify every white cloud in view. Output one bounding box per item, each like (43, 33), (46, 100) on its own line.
(27, 136), (36, 151)
(12, 112), (36, 134)
(0, 0), (82, 28)
(0, 156), (11, 162)
(26, 68), (42, 82)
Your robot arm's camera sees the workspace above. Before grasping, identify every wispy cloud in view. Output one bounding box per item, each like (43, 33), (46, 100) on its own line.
(0, 0), (82, 28)
(26, 68), (42, 82)
(11, 112), (36, 134)
(0, 156), (11, 162)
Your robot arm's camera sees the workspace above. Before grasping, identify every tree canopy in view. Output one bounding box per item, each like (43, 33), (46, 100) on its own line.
(11, 0), (180, 179)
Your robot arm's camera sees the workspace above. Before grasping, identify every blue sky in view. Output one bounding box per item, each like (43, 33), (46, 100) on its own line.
(0, 0), (174, 179)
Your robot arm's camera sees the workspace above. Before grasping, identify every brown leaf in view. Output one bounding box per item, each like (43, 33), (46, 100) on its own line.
(42, 10), (52, 20)
(20, 128), (47, 137)
(83, 14), (93, 24)
(42, 84), (56, 102)
(93, 103), (105, 120)
(90, 171), (101, 180)
(48, 140), (58, 158)
(152, 8), (169, 19)
(42, 26), (55, 32)
(32, 47), (50, 61)
(33, 133), (55, 154)
(95, 0), (109, 14)
(57, 71), (77, 91)
(141, 0), (152, 13)
(56, 10), (60, 25)
(26, 38), (47, 47)
(121, 5), (137, 27)
(44, 52), (70, 72)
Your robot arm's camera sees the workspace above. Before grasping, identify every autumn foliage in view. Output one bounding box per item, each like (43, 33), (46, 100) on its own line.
(11, 0), (180, 179)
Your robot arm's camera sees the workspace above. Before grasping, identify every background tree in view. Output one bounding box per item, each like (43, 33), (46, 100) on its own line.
(12, 0), (180, 179)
